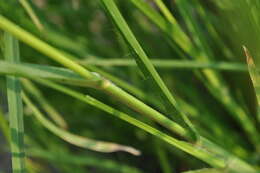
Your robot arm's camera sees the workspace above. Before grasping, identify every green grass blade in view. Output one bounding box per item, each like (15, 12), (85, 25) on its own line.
(86, 65), (146, 98)
(0, 16), (190, 140)
(22, 92), (141, 156)
(100, 0), (198, 141)
(0, 60), (100, 87)
(30, 78), (257, 172)
(4, 32), (26, 173)
(0, 59), (255, 155)
(19, 0), (44, 31)
(21, 79), (68, 129)
(130, 0), (192, 53)
(130, 1), (259, 144)
(0, 15), (94, 80)
(80, 58), (247, 71)
(244, 46), (260, 125)
(0, 59), (189, 139)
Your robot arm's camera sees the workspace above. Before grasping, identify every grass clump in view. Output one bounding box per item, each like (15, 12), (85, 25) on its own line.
(0, 0), (260, 173)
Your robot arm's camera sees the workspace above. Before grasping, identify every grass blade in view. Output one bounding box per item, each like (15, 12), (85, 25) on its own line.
(79, 58), (247, 71)
(130, 0), (260, 147)
(100, 0), (198, 141)
(0, 60), (100, 87)
(130, 0), (192, 53)
(19, 0), (44, 31)
(4, 32), (26, 173)
(30, 78), (257, 172)
(244, 46), (260, 125)
(0, 15), (94, 80)
(0, 16), (190, 140)
(22, 92), (141, 156)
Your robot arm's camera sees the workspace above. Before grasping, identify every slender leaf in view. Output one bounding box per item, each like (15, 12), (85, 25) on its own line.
(100, 0), (198, 141)
(22, 92), (141, 156)
(0, 15), (189, 140)
(4, 32), (26, 173)
(79, 58), (247, 71)
(0, 60), (99, 87)
(244, 46), (260, 124)
(30, 78), (257, 172)
(19, 0), (44, 31)
(23, 93), (140, 156)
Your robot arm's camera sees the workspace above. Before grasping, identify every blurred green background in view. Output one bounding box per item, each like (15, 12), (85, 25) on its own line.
(0, 0), (260, 173)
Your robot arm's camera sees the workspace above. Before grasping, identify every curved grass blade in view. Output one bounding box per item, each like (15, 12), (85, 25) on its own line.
(100, 0), (198, 141)
(22, 92), (141, 156)
(0, 16), (189, 140)
(0, 59), (253, 156)
(0, 15), (94, 80)
(21, 79), (68, 129)
(4, 32), (26, 173)
(30, 78), (257, 173)
(132, 0), (259, 148)
(0, 60), (246, 155)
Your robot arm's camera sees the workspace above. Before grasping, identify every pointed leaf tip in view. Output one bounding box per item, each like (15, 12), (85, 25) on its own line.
(243, 46), (254, 66)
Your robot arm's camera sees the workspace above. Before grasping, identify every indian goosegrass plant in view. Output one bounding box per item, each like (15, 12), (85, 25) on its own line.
(0, 0), (260, 173)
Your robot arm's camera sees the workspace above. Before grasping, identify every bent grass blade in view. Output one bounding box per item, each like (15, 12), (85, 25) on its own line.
(100, 0), (198, 141)
(22, 92), (141, 156)
(30, 78), (257, 173)
(0, 15), (189, 141)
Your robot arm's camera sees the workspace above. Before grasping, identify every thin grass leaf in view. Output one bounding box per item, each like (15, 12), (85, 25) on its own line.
(30, 78), (258, 172)
(4, 32), (26, 173)
(19, 0), (44, 31)
(21, 79), (68, 129)
(26, 148), (143, 173)
(0, 59), (252, 157)
(0, 15), (94, 80)
(130, 0), (260, 145)
(0, 60), (244, 155)
(22, 92), (141, 156)
(100, 0), (198, 141)
(0, 58), (252, 162)
(0, 15), (190, 140)
(130, 0), (193, 53)
(0, 60), (100, 87)
(244, 46), (260, 125)
(80, 58), (247, 71)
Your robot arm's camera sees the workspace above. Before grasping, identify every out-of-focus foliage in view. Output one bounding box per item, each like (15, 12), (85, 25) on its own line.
(0, 0), (260, 173)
